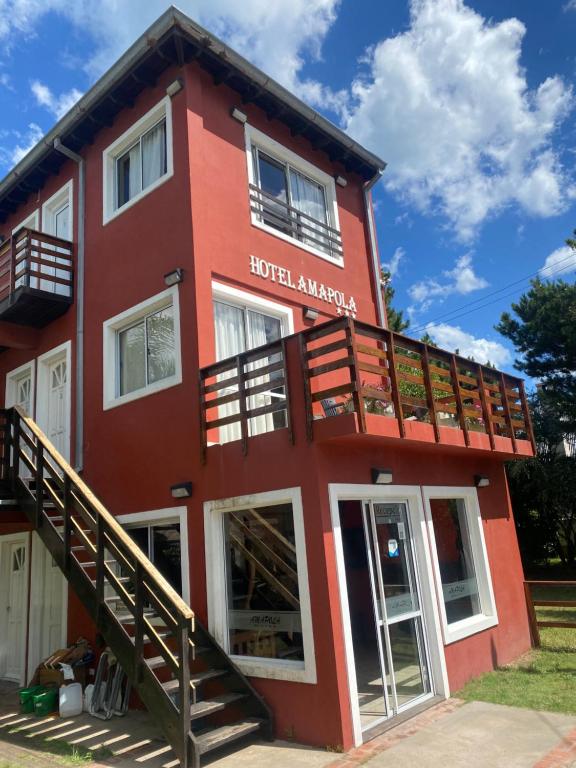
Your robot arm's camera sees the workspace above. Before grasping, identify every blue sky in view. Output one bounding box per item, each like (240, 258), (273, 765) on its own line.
(0, 0), (574, 376)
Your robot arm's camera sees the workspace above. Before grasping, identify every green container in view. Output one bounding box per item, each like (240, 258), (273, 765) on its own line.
(33, 687), (58, 717)
(19, 685), (44, 714)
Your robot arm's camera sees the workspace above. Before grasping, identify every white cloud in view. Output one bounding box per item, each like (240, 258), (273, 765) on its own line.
(345, 0), (574, 240)
(382, 246), (404, 278)
(425, 322), (511, 367)
(9, 123), (44, 165)
(408, 253), (488, 313)
(540, 245), (576, 278)
(563, 0), (576, 10)
(0, 1), (341, 110)
(31, 80), (83, 119)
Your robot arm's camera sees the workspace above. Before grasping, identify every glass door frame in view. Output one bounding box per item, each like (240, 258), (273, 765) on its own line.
(362, 499), (433, 728)
(329, 484), (450, 747)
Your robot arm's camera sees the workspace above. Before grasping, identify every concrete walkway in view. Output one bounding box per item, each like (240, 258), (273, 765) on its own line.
(0, 695), (574, 768)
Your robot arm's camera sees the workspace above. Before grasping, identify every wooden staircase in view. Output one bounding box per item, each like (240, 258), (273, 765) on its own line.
(0, 406), (273, 767)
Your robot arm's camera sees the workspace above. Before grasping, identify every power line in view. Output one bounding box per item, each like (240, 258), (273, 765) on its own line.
(407, 249), (576, 336)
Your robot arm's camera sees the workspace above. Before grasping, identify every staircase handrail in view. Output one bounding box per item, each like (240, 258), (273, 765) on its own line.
(9, 404), (194, 622)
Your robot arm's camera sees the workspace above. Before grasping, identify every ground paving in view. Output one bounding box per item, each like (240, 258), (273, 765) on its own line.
(0, 690), (575, 768)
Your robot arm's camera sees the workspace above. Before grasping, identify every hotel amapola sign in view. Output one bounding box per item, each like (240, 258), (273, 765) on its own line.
(249, 255), (357, 317)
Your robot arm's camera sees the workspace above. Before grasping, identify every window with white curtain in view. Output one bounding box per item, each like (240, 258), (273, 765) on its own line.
(103, 97), (173, 224)
(245, 124), (342, 266)
(213, 298), (287, 443)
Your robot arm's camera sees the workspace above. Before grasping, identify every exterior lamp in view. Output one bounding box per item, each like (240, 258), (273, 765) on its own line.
(371, 467), (393, 485)
(164, 268), (184, 287)
(303, 306), (319, 322)
(166, 78), (184, 97)
(231, 107), (248, 124)
(474, 475), (490, 488)
(170, 482), (193, 499)
(335, 175), (347, 188)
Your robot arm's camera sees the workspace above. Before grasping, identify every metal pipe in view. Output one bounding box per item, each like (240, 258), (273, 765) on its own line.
(53, 138), (85, 472)
(363, 170), (387, 328)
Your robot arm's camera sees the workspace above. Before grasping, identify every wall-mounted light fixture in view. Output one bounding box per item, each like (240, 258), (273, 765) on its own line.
(164, 268), (184, 287)
(170, 482), (193, 499)
(303, 306), (319, 322)
(474, 475), (490, 488)
(166, 78), (184, 97)
(231, 107), (248, 124)
(371, 467), (393, 485)
(335, 175), (348, 188)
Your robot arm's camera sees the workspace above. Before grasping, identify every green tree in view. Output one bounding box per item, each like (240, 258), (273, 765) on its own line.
(420, 331), (435, 345)
(496, 267), (576, 427)
(381, 269), (409, 333)
(507, 391), (576, 568)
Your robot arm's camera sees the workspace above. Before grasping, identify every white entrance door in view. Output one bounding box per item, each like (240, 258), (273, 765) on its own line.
(36, 345), (70, 462)
(1, 537), (28, 682)
(6, 365), (34, 478)
(40, 548), (65, 662)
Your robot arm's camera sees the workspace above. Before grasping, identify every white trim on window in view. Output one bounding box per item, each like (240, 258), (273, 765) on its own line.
(212, 280), (295, 335)
(102, 286), (182, 410)
(42, 181), (73, 240)
(12, 209), (39, 235)
(102, 96), (174, 225)
(422, 486), (498, 645)
(204, 487), (316, 684)
(116, 507), (190, 604)
(244, 124), (343, 268)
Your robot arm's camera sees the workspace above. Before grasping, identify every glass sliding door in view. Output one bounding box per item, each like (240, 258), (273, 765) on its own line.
(341, 499), (433, 736)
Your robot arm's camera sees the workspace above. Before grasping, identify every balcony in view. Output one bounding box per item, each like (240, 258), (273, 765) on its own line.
(0, 228), (74, 327)
(199, 317), (535, 460)
(249, 183), (343, 261)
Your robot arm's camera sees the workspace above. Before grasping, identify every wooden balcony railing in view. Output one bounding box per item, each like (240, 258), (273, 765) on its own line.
(0, 227), (74, 302)
(301, 317), (535, 451)
(249, 183), (343, 260)
(199, 316), (536, 456)
(199, 337), (292, 461)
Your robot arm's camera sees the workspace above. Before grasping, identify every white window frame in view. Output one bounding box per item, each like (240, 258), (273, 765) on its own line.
(103, 286), (182, 410)
(212, 280), (295, 336)
(5, 360), (36, 417)
(42, 181), (73, 240)
(102, 96), (174, 225)
(12, 209), (39, 235)
(117, 507), (190, 604)
(244, 124), (343, 268)
(204, 487), (316, 684)
(422, 486), (498, 645)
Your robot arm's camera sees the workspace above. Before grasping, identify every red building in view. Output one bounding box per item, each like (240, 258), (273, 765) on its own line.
(0, 8), (535, 766)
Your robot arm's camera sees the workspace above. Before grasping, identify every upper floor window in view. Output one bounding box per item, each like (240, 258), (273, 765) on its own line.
(103, 286), (182, 410)
(103, 97), (173, 224)
(245, 125), (343, 267)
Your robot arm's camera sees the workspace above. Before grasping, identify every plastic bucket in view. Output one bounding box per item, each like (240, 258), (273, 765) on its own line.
(19, 685), (44, 714)
(59, 683), (83, 717)
(33, 687), (59, 716)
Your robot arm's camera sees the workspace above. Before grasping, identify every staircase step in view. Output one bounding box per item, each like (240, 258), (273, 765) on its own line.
(190, 693), (247, 721)
(145, 655), (173, 670)
(0, 498), (17, 506)
(129, 632), (170, 646)
(115, 610), (155, 623)
(196, 719), (262, 755)
(162, 670), (228, 693)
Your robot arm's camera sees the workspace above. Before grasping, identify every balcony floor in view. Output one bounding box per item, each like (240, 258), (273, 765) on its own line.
(313, 412), (534, 458)
(0, 285), (72, 328)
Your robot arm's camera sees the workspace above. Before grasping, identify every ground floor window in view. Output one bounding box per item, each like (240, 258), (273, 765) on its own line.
(224, 503), (302, 661)
(205, 487), (316, 683)
(125, 522), (182, 595)
(423, 487), (497, 644)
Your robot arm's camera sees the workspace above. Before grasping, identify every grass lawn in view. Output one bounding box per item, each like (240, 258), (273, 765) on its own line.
(457, 580), (576, 715)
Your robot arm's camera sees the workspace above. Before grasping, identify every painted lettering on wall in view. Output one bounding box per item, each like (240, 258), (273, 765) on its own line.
(249, 255), (357, 318)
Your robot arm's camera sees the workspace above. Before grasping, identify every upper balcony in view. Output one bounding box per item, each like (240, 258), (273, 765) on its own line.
(199, 316), (535, 460)
(0, 228), (74, 328)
